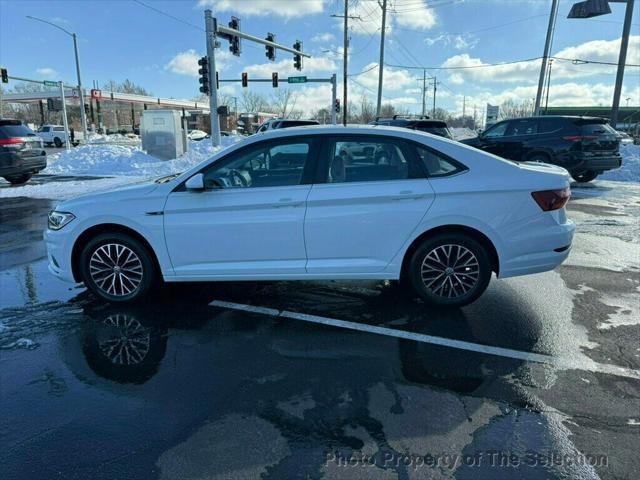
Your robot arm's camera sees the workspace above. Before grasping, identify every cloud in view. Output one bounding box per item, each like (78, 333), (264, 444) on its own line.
(312, 33), (336, 43)
(243, 55), (336, 78)
(392, 0), (437, 30)
(354, 63), (417, 92)
(164, 49), (233, 76)
(424, 34), (477, 50)
(35, 67), (58, 79)
(440, 35), (639, 85)
(343, 0), (437, 37)
(197, 0), (327, 18)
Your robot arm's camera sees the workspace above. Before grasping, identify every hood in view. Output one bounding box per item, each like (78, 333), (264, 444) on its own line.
(57, 180), (161, 211)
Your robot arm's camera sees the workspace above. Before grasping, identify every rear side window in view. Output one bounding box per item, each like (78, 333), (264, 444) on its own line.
(54, 127), (65, 131)
(415, 145), (467, 177)
(325, 137), (425, 183)
(580, 122), (616, 135)
(539, 118), (565, 133)
(0, 123), (35, 138)
(506, 119), (538, 136)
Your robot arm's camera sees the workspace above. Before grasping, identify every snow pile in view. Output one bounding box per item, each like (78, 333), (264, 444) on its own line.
(599, 144), (640, 183)
(44, 136), (242, 177)
(86, 132), (139, 144)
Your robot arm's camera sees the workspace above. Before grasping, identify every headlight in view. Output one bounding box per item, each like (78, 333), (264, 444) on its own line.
(48, 211), (75, 230)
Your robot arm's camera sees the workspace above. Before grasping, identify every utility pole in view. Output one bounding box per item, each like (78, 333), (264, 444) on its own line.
(59, 81), (71, 151)
(430, 76), (439, 118)
(611, 0), (635, 128)
(421, 70), (427, 116)
(534, 0), (559, 116)
(204, 10), (221, 146)
(343, 0), (348, 125)
(462, 95), (466, 120)
(375, 0), (388, 117)
(544, 58), (554, 113)
(72, 33), (88, 139)
(473, 104), (477, 130)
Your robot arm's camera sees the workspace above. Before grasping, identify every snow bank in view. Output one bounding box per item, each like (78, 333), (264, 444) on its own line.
(44, 136), (242, 177)
(599, 144), (639, 183)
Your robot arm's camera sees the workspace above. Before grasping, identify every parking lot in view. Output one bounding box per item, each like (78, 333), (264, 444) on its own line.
(0, 175), (638, 480)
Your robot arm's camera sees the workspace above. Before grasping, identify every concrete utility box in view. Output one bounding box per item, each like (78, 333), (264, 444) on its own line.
(140, 109), (187, 160)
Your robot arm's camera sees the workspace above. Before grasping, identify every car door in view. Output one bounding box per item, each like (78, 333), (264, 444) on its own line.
(163, 137), (318, 278)
(304, 135), (435, 274)
(478, 121), (509, 157)
(500, 118), (539, 160)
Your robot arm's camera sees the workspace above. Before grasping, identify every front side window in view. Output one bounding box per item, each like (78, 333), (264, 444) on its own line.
(482, 122), (508, 138)
(325, 137), (424, 183)
(202, 140), (312, 189)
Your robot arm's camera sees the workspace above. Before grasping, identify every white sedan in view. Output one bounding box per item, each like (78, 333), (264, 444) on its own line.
(44, 125), (575, 307)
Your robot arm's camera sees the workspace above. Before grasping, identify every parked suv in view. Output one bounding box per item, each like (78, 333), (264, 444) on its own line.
(370, 116), (453, 139)
(0, 119), (47, 185)
(462, 116), (621, 182)
(256, 118), (320, 133)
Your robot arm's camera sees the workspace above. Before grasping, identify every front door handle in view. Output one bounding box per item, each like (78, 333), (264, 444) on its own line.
(392, 191), (425, 201)
(275, 198), (304, 208)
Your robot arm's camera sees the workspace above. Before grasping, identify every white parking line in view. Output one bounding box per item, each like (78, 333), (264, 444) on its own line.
(210, 300), (640, 381)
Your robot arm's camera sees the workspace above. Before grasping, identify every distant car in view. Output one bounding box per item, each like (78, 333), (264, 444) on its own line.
(617, 131), (634, 146)
(370, 116), (453, 139)
(0, 119), (47, 185)
(36, 124), (70, 147)
(256, 118), (320, 133)
(462, 116), (622, 183)
(45, 125), (575, 308)
(187, 130), (209, 141)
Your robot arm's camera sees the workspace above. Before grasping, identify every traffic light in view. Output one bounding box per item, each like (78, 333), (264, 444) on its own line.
(293, 40), (303, 71)
(216, 71), (219, 90)
(334, 98), (341, 113)
(84, 103), (90, 114)
(265, 33), (276, 61)
(241, 72), (248, 88)
(272, 72), (278, 88)
(198, 56), (209, 95)
(1, 68), (8, 83)
(228, 17), (241, 56)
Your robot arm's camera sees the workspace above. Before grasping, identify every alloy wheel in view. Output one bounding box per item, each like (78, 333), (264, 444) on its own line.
(420, 244), (479, 298)
(89, 243), (144, 297)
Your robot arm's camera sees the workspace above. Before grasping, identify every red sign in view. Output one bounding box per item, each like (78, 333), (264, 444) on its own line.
(90, 89), (102, 100)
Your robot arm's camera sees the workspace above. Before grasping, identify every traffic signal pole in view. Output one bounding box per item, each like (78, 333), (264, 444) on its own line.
(204, 10), (222, 147)
(59, 81), (71, 151)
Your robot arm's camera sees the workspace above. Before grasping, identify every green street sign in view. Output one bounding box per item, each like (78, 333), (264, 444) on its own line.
(287, 76), (307, 84)
(43, 80), (58, 87)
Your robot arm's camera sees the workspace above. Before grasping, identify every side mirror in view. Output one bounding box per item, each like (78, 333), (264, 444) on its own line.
(185, 173), (205, 191)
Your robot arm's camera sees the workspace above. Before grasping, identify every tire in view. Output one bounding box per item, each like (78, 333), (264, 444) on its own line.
(3, 173), (32, 185)
(571, 170), (598, 183)
(54, 137), (63, 148)
(407, 233), (492, 308)
(80, 233), (157, 303)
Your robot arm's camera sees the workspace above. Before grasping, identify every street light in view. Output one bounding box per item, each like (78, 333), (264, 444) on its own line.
(26, 16), (88, 140)
(566, 0), (636, 128)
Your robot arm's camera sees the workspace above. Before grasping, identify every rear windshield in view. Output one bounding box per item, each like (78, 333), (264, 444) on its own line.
(415, 126), (451, 138)
(0, 123), (36, 138)
(579, 122), (617, 135)
(279, 121), (318, 128)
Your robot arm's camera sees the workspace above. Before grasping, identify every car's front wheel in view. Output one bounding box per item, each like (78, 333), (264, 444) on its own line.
(407, 233), (492, 308)
(80, 233), (157, 303)
(571, 170), (598, 183)
(3, 173), (32, 185)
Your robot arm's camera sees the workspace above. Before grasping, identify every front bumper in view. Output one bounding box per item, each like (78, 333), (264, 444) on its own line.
(44, 228), (77, 283)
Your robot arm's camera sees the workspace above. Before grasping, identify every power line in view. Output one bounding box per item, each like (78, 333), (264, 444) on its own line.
(131, 0), (204, 32)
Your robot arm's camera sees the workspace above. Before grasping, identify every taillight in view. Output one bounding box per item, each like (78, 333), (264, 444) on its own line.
(0, 137), (24, 145)
(562, 135), (596, 142)
(531, 187), (571, 211)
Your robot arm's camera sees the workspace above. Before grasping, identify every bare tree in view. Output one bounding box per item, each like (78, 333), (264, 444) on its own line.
(241, 91), (268, 113)
(270, 89), (298, 117)
(359, 95), (375, 124)
(499, 99), (534, 120)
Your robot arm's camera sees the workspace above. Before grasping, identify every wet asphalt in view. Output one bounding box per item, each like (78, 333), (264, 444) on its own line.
(0, 176), (639, 480)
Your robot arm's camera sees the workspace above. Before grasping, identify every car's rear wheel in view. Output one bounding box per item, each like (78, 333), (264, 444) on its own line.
(54, 137), (63, 148)
(80, 233), (157, 303)
(571, 170), (598, 183)
(3, 173), (32, 185)
(407, 233), (492, 308)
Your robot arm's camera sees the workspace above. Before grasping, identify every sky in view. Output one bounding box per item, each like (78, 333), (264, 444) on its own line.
(0, 0), (638, 117)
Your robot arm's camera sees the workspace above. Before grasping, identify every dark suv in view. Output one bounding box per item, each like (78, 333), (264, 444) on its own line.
(370, 116), (453, 139)
(462, 116), (621, 182)
(0, 119), (47, 185)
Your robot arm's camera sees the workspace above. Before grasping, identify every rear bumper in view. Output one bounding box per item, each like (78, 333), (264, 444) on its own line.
(0, 151), (47, 176)
(499, 217), (575, 278)
(567, 152), (621, 173)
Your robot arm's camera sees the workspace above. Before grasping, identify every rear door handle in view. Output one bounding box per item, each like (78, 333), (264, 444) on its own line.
(275, 198), (304, 208)
(392, 191), (425, 201)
